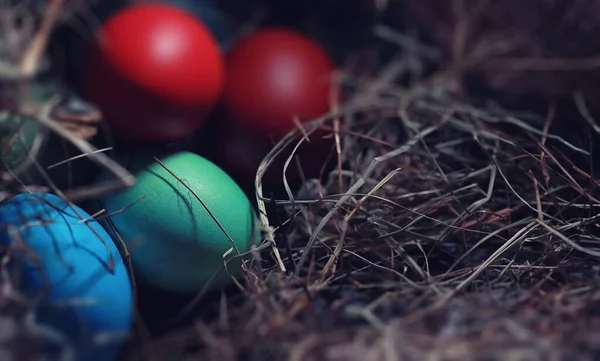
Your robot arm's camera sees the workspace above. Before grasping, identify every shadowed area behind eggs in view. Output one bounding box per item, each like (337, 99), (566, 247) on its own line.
(134, 281), (244, 335)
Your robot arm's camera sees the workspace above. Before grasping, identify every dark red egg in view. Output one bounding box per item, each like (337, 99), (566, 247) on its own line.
(82, 3), (224, 142)
(222, 28), (335, 141)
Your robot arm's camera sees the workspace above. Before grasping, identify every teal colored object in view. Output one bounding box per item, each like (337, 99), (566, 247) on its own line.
(0, 110), (45, 182)
(0, 192), (134, 361)
(0, 78), (99, 187)
(0, 80), (57, 183)
(96, 151), (261, 294)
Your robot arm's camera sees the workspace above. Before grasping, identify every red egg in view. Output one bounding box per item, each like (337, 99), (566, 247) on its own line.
(83, 3), (224, 142)
(223, 28), (335, 141)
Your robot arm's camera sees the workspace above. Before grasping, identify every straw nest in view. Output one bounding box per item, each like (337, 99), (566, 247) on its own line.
(3, 1), (600, 360)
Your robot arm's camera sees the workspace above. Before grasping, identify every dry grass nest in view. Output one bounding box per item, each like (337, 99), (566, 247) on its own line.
(3, 1), (600, 361)
(135, 27), (600, 360)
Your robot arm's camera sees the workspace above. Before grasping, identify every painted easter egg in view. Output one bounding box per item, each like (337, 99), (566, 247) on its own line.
(0, 192), (133, 361)
(62, 0), (235, 91)
(96, 151), (261, 293)
(0, 79), (103, 189)
(0, 79), (62, 184)
(223, 28), (335, 141)
(0, 110), (46, 184)
(82, 2), (224, 142)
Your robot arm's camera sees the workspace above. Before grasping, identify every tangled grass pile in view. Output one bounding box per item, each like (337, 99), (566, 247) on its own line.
(3, 1), (600, 360)
(132, 24), (600, 360)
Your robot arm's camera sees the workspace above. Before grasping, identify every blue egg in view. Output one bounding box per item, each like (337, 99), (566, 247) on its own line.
(0, 192), (134, 361)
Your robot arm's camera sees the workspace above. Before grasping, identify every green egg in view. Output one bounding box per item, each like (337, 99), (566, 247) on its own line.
(0, 110), (47, 183)
(96, 151), (261, 293)
(0, 79), (91, 186)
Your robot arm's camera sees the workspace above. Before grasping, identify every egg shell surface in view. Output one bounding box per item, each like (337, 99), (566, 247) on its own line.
(223, 28), (335, 141)
(82, 2), (225, 142)
(0, 192), (133, 361)
(0, 110), (47, 183)
(96, 151), (261, 294)
(65, 0), (234, 91)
